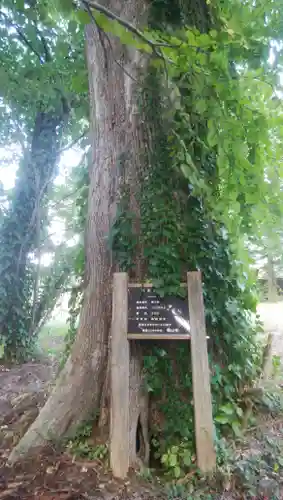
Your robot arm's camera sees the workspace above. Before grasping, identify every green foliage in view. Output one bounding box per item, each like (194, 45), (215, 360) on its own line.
(255, 386), (283, 415)
(61, 160), (89, 362)
(67, 421), (108, 461)
(233, 433), (283, 498)
(0, 145), (81, 360)
(0, 0), (87, 144)
(0, 0), (88, 360)
(0, 159), (38, 360)
(68, 440), (108, 461)
(162, 34), (282, 236)
(61, 282), (82, 366)
(164, 428), (283, 498)
(272, 355), (282, 378)
(215, 402), (243, 438)
(161, 441), (195, 479)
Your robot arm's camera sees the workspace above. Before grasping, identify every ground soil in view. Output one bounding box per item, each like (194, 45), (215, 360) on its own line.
(0, 448), (165, 500)
(0, 362), (54, 419)
(0, 358), (166, 499)
(0, 302), (283, 499)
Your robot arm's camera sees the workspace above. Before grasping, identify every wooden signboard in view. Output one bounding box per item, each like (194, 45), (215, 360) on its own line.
(110, 272), (216, 480)
(128, 284), (190, 340)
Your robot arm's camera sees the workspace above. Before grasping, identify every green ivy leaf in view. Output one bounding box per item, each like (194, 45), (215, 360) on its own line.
(207, 119), (218, 147)
(180, 164), (191, 179)
(58, 0), (74, 13)
(183, 451), (192, 466)
(220, 404), (234, 415)
(169, 453), (177, 467)
(215, 415), (230, 424)
(231, 421), (242, 437)
(236, 406), (243, 417)
(15, 0), (25, 10)
(195, 99), (207, 114)
(69, 20), (78, 33)
(174, 465), (181, 478)
(76, 9), (90, 25)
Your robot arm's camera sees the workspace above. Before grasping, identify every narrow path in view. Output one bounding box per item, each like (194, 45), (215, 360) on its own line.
(257, 302), (283, 357)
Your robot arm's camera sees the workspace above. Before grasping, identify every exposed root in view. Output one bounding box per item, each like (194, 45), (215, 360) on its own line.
(8, 351), (106, 464)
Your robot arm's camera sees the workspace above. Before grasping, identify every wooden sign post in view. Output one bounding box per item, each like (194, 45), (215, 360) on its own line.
(110, 272), (129, 479)
(187, 271), (216, 473)
(110, 271), (215, 479)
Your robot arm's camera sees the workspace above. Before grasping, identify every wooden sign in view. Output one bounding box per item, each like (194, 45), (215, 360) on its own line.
(127, 285), (190, 340)
(110, 272), (216, 480)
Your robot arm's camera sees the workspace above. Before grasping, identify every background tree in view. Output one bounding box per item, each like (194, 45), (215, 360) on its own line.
(247, 112), (283, 301)
(0, 0), (88, 359)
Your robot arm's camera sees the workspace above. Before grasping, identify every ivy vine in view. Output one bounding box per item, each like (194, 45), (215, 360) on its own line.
(110, 30), (265, 477)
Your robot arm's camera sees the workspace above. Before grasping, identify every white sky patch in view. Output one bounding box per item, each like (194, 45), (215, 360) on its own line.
(54, 148), (83, 185)
(30, 251), (54, 267)
(0, 145), (21, 189)
(49, 217), (66, 246)
(0, 145), (83, 190)
(0, 145), (83, 257)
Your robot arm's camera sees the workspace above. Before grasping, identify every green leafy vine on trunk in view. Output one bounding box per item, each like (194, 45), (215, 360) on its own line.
(110, 23), (269, 477)
(62, 160), (89, 363)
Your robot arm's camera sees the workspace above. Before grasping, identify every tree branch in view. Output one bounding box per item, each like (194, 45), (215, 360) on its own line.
(81, 0), (109, 71)
(33, 22), (52, 63)
(83, 0), (173, 57)
(57, 129), (89, 154)
(82, 0), (140, 81)
(0, 11), (43, 62)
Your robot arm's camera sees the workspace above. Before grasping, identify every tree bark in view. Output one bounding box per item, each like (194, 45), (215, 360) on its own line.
(9, 0), (149, 464)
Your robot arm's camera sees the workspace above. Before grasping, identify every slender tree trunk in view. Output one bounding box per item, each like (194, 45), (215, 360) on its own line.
(267, 253), (277, 302)
(9, 0), (149, 463)
(30, 197), (41, 334)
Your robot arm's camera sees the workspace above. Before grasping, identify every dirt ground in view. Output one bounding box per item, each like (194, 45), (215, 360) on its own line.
(0, 357), (165, 500)
(0, 362), (54, 419)
(0, 303), (283, 499)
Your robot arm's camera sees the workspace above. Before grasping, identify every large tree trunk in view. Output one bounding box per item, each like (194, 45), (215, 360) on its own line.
(9, 0), (149, 464)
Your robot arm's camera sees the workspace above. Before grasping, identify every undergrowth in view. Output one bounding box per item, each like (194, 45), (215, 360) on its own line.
(66, 421), (108, 462)
(67, 383), (283, 499)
